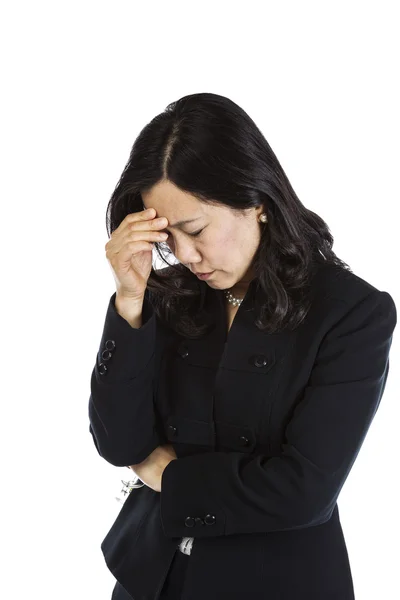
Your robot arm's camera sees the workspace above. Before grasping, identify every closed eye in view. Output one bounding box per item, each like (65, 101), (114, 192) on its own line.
(189, 228), (204, 237)
(163, 228), (204, 238)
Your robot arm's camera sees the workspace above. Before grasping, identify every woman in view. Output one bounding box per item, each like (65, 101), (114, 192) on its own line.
(89, 93), (397, 599)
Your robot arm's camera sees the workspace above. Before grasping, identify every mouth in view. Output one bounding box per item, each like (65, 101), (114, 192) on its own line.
(194, 271), (214, 280)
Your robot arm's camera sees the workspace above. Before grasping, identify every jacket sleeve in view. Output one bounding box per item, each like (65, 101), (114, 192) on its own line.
(160, 289), (397, 538)
(88, 290), (166, 467)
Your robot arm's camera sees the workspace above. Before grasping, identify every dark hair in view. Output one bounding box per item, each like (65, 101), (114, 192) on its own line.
(106, 92), (351, 338)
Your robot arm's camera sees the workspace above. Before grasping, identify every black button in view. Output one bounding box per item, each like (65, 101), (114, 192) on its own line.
(105, 340), (116, 350)
(239, 436), (249, 446)
(168, 425), (177, 436)
(252, 354), (267, 367)
(98, 362), (108, 375)
(178, 343), (189, 358)
(194, 517), (205, 526)
(101, 349), (113, 361)
(185, 517), (195, 527)
(204, 514), (216, 525)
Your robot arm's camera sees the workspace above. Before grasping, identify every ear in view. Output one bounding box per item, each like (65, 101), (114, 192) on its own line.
(255, 205), (265, 218)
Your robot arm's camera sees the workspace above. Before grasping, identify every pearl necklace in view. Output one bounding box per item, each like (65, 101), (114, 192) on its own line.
(224, 289), (243, 307)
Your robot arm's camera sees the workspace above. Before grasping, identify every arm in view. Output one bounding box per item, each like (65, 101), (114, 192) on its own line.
(128, 443), (178, 492)
(88, 289), (167, 467)
(159, 289), (397, 538)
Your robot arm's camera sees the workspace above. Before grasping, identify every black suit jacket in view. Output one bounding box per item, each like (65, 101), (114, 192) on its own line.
(88, 262), (397, 600)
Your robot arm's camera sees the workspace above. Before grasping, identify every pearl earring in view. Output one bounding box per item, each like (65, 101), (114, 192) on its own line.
(258, 213), (268, 223)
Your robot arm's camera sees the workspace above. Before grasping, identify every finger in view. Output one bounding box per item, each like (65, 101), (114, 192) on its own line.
(114, 207), (157, 238)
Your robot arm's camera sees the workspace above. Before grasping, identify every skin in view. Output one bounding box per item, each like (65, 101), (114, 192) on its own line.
(129, 444), (178, 493)
(141, 179), (265, 298)
(131, 179), (265, 490)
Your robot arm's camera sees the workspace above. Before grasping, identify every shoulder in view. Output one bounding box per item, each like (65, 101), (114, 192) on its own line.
(312, 262), (391, 305)
(309, 262), (396, 332)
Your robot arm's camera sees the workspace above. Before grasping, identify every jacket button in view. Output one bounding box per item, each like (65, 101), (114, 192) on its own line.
(253, 354), (267, 367)
(239, 436), (249, 446)
(101, 349), (113, 361)
(98, 362), (108, 375)
(168, 425), (178, 436)
(195, 517), (205, 526)
(204, 514), (216, 525)
(178, 343), (189, 358)
(105, 340), (116, 350)
(185, 517), (195, 527)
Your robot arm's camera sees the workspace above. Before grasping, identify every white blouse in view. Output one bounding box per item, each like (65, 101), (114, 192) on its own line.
(178, 536), (194, 555)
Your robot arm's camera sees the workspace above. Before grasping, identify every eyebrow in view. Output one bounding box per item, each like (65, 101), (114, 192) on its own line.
(166, 217), (202, 229)
(141, 203), (203, 229)
(142, 206), (202, 229)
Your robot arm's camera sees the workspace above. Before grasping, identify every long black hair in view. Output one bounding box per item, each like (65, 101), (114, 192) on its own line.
(106, 92), (351, 338)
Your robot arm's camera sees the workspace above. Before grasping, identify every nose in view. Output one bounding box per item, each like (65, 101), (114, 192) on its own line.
(169, 238), (200, 265)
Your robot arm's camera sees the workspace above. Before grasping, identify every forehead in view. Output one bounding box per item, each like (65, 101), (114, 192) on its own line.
(141, 180), (202, 214)
(140, 180), (234, 226)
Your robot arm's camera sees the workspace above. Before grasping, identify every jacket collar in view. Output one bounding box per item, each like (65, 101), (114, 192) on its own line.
(176, 276), (292, 370)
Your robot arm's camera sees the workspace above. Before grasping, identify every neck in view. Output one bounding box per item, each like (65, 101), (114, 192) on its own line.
(230, 278), (253, 298)
(230, 288), (245, 299)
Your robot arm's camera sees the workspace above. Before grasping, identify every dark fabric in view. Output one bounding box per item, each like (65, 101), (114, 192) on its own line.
(111, 580), (133, 600)
(158, 551), (190, 599)
(89, 262), (397, 600)
(110, 551), (190, 600)
(101, 483), (179, 600)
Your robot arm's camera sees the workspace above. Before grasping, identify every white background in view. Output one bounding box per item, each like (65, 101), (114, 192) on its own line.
(1, 1), (399, 599)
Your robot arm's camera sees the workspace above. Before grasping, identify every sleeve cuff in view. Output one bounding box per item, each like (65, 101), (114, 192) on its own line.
(160, 453), (227, 538)
(93, 291), (156, 384)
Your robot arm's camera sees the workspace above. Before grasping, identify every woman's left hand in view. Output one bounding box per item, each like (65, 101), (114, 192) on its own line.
(128, 444), (177, 492)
